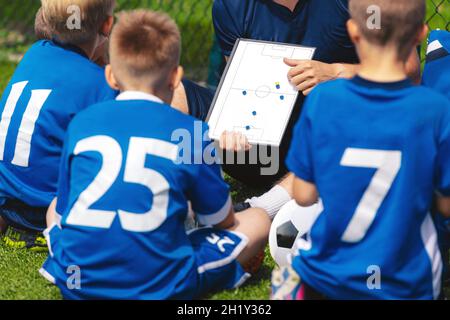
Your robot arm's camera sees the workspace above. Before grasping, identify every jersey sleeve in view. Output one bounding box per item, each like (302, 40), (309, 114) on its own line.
(187, 123), (232, 226)
(436, 101), (450, 196)
(285, 93), (317, 183)
(212, 0), (243, 56)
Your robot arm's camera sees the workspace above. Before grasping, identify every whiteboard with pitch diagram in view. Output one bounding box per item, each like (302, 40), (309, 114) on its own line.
(207, 39), (316, 147)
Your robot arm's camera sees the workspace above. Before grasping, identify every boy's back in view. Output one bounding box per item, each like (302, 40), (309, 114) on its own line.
(42, 94), (233, 299)
(287, 77), (450, 299)
(0, 40), (116, 209)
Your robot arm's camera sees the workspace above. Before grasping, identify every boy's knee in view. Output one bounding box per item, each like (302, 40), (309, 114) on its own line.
(240, 207), (271, 236)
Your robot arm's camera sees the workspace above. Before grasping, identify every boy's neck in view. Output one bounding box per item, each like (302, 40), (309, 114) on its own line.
(273, 0), (299, 12)
(122, 87), (170, 105)
(357, 45), (408, 83)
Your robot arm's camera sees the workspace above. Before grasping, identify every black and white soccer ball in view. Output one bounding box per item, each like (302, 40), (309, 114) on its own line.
(269, 200), (322, 267)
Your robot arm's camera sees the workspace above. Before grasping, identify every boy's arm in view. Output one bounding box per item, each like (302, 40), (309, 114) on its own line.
(293, 177), (319, 207)
(188, 125), (234, 228)
(214, 206), (236, 230)
(46, 198), (58, 228)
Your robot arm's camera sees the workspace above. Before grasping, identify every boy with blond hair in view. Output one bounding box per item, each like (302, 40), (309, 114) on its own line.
(41, 10), (270, 300)
(0, 0), (117, 250)
(272, 0), (450, 299)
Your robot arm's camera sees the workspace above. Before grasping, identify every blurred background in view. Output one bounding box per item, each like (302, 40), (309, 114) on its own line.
(0, 0), (449, 92)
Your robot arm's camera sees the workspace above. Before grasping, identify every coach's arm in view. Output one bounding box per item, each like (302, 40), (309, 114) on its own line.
(284, 49), (421, 96)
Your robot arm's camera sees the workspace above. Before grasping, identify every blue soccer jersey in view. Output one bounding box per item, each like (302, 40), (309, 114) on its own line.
(0, 40), (117, 208)
(423, 30), (450, 99)
(41, 92), (234, 299)
(286, 76), (450, 299)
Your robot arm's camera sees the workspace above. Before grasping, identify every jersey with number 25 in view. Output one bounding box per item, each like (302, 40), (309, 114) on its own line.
(287, 76), (450, 300)
(0, 40), (117, 207)
(42, 92), (232, 299)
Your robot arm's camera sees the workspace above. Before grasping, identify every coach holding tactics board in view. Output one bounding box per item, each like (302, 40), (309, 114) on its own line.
(173, 0), (421, 216)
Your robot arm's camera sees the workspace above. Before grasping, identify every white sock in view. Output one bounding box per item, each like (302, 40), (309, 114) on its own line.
(247, 185), (292, 219)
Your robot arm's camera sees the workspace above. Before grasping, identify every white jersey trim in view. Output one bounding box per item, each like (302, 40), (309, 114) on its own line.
(197, 230), (249, 274)
(116, 91), (164, 104)
(196, 196), (232, 226)
(39, 267), (56, 284)
(427, 40), (443, 55)
(420, 213), (443, 300)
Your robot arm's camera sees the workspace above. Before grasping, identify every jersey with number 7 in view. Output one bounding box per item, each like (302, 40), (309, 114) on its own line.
(0, 40), (117, 207)
(286, 76), (450, 299)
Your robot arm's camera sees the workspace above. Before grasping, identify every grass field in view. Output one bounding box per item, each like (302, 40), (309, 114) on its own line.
(0, 0), (449, 301)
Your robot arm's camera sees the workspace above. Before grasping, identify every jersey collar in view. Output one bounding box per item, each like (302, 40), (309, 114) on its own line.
(351, 75), (412, 91)
(51, 40), (89, 59)
(116, 91), (164, 104)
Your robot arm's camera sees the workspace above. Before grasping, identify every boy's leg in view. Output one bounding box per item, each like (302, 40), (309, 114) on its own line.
(227, 208), (271, 267)
(189, 208), (270, 298)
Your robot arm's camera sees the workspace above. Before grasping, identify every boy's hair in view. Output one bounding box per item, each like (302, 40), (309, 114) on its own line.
(35, 7), (52, 40)
(40, 0), (115, 45)
(349, 0), (425, 60)
(109, 10), (181, 90)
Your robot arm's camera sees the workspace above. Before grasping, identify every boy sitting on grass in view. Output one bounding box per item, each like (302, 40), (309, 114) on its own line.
(273, 0), (450, 300)
(0, 0), (117, 250)
(41, 10), (270, 300)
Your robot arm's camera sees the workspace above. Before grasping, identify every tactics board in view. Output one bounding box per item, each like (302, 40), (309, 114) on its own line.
(207, 39), (316, 146)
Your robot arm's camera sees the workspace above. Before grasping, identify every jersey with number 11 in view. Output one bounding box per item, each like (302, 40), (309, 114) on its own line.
(0, 40), (116, 207)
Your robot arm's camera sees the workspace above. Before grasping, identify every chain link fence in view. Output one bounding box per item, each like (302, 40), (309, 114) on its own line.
(0, 0), (449, 82)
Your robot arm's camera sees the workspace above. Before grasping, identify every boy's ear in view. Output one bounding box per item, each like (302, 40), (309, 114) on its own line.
(347, 19), (361, 45)
(101, 16), (114, 37)
(416, 24), (429, 45)
(171, 66), (184, 91)
(105, 65), (120, 91)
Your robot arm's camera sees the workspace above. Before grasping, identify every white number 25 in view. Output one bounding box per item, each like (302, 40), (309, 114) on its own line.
(65, 136), (179, 233)
(340, 148), (401, 243)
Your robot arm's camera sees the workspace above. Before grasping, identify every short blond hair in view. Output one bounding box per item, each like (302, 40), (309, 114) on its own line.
(109, 10), (181, 90)
(349, 0), (425, 60)
(40, 0), (115, 45)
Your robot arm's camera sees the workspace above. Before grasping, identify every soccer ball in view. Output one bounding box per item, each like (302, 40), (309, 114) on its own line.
(269, 200), (322, 267)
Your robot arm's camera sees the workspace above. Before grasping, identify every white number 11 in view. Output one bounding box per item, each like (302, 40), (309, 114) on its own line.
(0, 81), (51, 167)
(340, 148), (401, 243)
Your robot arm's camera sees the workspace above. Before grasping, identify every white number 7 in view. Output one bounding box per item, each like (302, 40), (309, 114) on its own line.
(340, 148), (401, 243)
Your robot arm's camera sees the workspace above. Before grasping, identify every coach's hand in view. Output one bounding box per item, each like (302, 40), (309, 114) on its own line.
(284, 58), (342, 96)
(219, 131), (252, 152)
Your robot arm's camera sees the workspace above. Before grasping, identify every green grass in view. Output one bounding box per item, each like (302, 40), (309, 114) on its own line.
(0, 242), (274, 300)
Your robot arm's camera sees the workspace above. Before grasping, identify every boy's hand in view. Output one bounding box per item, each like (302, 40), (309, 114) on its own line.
(219, 131), (252, 152)
(284, 58), (342, 96)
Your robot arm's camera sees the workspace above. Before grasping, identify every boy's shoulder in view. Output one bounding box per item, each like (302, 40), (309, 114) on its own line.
(70, 98), (206, 133)
(25, 40), (105, 79)
(306, 78), (450, 116)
